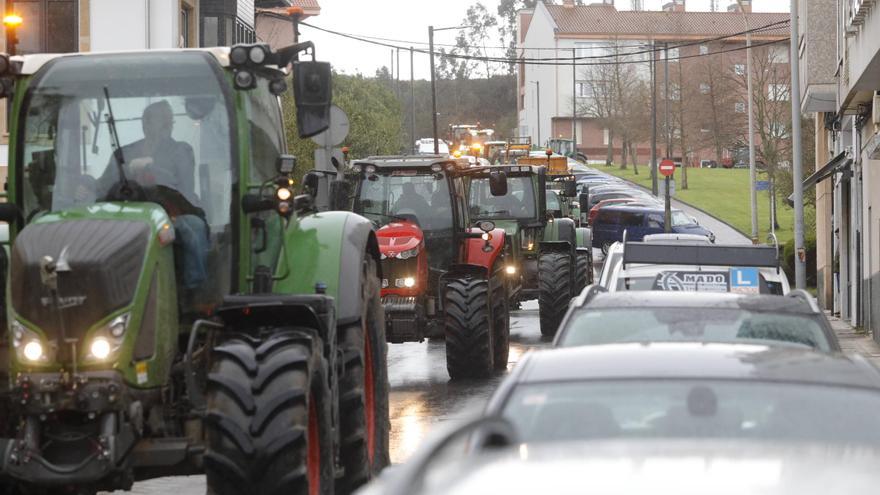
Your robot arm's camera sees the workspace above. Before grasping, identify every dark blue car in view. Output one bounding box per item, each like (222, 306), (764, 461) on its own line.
(592, 204), (714, 253)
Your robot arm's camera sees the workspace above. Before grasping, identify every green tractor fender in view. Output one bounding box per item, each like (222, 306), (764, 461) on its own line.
(575, 226), (592, 250)
(274, 211), (379, 325)
(540, 217), (576, 254)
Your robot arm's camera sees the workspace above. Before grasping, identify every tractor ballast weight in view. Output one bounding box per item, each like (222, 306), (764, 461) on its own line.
(0, 42), (389, 495)
(347, 156), (511, 379)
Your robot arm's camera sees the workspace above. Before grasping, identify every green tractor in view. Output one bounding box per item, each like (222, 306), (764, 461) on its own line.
(0, 43), (388, 494)
(466, 165), (591, 336)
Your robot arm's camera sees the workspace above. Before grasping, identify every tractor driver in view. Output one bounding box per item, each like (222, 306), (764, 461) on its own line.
(391, 182), (431, 224)
(96, 100), (209, 291)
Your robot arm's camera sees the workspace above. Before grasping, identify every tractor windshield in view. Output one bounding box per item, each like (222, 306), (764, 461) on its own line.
(469, 175), (537, 220)
(355, 172), (453, 233)
(19, 52), (234, 228)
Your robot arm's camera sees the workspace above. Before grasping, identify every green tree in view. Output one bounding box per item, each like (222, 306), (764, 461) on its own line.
(281, 72), (404, 183)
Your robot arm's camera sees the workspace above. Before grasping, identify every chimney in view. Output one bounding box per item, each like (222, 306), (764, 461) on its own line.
(662, 0), (686, 12)
(563, 0), (575, 8)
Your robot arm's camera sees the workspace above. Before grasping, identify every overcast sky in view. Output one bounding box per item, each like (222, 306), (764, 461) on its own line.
(300, 0), (791, 80)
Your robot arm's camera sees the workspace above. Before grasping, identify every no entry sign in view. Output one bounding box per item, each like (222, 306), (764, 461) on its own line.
(659, 159), (675, 177)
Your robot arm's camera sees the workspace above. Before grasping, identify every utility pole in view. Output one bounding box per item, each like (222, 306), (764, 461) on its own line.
(737, 0), (759, 244)
(790, 0), (806, 288)
(572, 48), (577, 152)
(410, 47), (416, 153)
(396, 47), (400, 99)
(664, 43), (670, 158)
(429, 26), (439, 154)
(651, 41), (658, 196)
(532, 81), (541, 146)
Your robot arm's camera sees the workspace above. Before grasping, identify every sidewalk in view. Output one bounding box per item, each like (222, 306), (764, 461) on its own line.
(827, 312), (880, 367)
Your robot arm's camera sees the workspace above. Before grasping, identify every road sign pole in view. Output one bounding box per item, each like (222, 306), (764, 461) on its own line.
(664, 175), (671, 233)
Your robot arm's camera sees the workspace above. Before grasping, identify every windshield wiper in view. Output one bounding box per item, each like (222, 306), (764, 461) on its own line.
(103, 86), (131, 194)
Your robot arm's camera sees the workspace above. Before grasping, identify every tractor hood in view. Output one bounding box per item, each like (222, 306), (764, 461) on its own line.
(9, 204), (167, 350)
(377, 221), (423, 258)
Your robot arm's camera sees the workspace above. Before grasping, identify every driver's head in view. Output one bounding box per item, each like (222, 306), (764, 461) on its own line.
(401, 183), (417, 196)
(142, 100), (174, 141)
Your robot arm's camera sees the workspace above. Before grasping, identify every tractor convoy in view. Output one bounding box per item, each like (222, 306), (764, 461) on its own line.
(0, 32), (590, 495)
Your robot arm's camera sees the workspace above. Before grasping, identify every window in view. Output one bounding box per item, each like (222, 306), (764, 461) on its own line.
(10, 0), (78, 54)
(700, 83), (711, 94)
(768, 45), (789, 63)
(699, 44), (709, 55)
(180, 6), (192, 48)
(735, 101), (746, 113)
(203, 16), (219, 46)
(734, 64), (746, 76)
(576, 82), (593, 98)
(769, 121), (790, 138)
(575, 42), (609, 58)
(769, 83), (789, 101)
(603, 128), (610, 145)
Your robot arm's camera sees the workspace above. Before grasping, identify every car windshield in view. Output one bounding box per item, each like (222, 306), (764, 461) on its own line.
(672, 211), (696, 226)
(469, 175), (537, 220)
(503, 380), (880, 445)
(354, 171), (453, 232)
(20, 52), (233, 227)
(558, 307), (830, 350)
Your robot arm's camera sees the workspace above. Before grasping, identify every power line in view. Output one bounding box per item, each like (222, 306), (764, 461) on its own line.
(298, 19), (790, 67)
(291, 13), (788, 58)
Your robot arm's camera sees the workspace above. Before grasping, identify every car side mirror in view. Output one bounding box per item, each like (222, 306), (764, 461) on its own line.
(561, 180), (577, 197)
(578, 192), (589, 212)
(489, 170), (508, 197)
(329, 180), (351, 211)
(293, 61), (332, 138)
(0, 203), (23, 227)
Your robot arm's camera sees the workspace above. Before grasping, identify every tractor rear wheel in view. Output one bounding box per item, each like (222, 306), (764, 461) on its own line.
(538, 252), (572, 337)
(491, 267), (510, 371)
(204, 331), (333, 495)
(337, 256), (390, 494)
(444, 276), (494, 379)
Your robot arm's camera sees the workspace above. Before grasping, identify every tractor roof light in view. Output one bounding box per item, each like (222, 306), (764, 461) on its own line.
(3, 14), (22, 28)
(230, 45), (249, 66)
(233, 69), (256, 90)
(249, 45), (268, 65)
(364, 165), (377, 174)
(431, 163), (443, 172)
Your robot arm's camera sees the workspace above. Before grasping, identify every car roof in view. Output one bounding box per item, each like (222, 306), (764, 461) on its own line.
(580, 291), (816, 313)
(598, 203), (674, 213)
(356, 155), (458, 168)
(516, 343), (880, 388)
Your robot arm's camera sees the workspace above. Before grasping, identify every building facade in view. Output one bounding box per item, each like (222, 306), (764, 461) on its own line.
(517, 0), (789, 166)
(801, 0), (880, 338)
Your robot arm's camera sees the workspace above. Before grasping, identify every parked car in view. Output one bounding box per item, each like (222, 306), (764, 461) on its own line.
(416, 138), (450, 155)
(700, 159), (719, 168)
(555, 288), (840, 351)
(591, 204), (715, 253)
(642, 233), (713, 244)
(601, 240), (790, 294)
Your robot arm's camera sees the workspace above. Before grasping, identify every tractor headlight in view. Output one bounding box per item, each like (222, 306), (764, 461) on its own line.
(398, 247), (419, 260)
(90, 338), (112, 360)
(396, 277), (416, 288)
(108, 314), (129, 339)
(505, 265), (517, 275)
(276, 187), (293, 201)
(12, 321), (49, 363)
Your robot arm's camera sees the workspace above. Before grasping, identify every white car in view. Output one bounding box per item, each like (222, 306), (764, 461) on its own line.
(416, 138), (449, 155)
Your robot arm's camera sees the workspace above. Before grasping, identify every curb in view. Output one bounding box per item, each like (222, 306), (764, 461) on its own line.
(602, 167), (752, 240)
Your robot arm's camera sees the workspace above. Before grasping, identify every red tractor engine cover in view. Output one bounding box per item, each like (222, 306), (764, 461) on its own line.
(377, 221), (428, 296)
(461, 227), (506, 271)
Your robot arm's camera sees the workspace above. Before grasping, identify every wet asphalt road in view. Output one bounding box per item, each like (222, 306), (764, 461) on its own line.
(101, 300), (550, 494)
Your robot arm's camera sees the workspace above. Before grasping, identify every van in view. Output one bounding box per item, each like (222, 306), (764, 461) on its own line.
(592, 204), (715, 253)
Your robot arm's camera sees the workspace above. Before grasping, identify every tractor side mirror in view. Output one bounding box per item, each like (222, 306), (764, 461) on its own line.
(561, 180), (577, 197)
(0, 203), (22, 227)
(293, 61), (332, 138)
(329, 180), (351, 211)
(489, 170), (508, 197)
(578, 193), (589, 212)
(302, 171), (321, 197)
(277, 154), (297, 175)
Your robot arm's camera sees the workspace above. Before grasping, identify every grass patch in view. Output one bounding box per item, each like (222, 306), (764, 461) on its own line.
(599, 164), (795, 245)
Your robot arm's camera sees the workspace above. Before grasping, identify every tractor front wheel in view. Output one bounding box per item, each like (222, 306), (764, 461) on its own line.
(491, 267), (510, 371)
(204, 331), (333, 495)
(444, 276), (494, 379)
(575, 250), (591, 294)
(538, 252), (573, 337)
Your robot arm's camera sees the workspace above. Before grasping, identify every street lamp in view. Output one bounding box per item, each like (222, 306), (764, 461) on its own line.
(735, 0), (759, 244)
(530, 80), (541, 146)
(3, 13), (22, 55)
(429, 24), (472, 155)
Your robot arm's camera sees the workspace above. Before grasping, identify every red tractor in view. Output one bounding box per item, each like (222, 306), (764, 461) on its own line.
(347, 155), (511, 379)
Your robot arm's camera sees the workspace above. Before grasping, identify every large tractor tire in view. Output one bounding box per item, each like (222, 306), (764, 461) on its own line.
(444, 276), (494, 379)
(538, 252), (573, 337)
(491, 266), (510, 371)
(337, 256), (390, 494)
(204, 331), (333, 495)
(575, 251), (590, 294)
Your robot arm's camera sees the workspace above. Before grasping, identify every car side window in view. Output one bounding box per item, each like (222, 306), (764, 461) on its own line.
(620, 212), (643, 227)
(647, 213), (664, 229)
